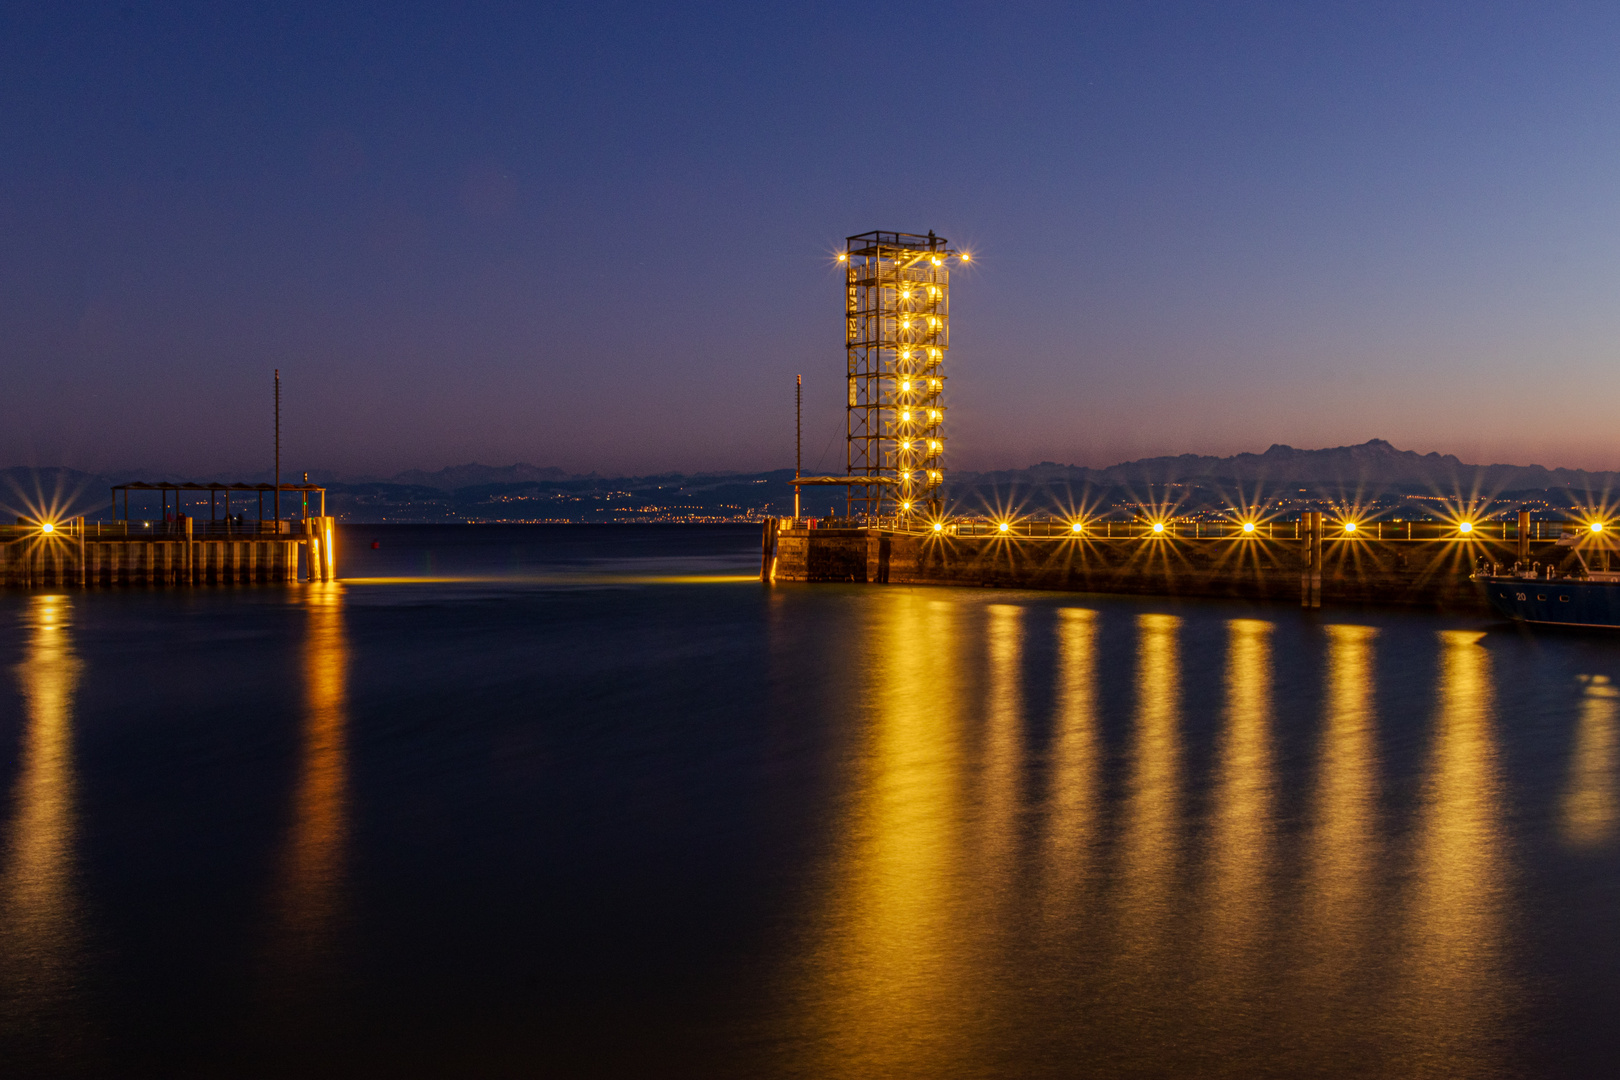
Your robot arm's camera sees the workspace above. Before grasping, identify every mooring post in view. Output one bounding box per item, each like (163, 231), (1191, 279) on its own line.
(1301, 511), (1322, 608)
(1313, 511), (1323, 607)
(760, 518), (778, 581)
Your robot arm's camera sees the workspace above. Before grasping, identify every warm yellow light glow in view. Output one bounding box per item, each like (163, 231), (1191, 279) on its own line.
(900, 290), (911, 300)
(1458, 521), (1474, 534)
(931, 257), (941, 265)
(960, 252), (971, 262)
(1242, 521), (1256, 533)
(933, 521), (944, 533)
(901, 380), (911, 391)
(901, 502), (911, 511)
(1152, 522), (1165, 534)
(998, 521), (1011, 533)
(1071, 521), (1083, 533)
(928, 440), (939, 450)
(901, 411), (912, 421)
(1592, 522), (1605, 534)
(836, 252), (848, 262)
(901, 319), (911, 329)
(1343, 521), (1357, 533)
(39, 522), (54, 534)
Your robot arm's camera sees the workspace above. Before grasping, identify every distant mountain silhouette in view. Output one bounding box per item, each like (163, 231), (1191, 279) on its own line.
(389, 462), (574, 489)
(959, 439), (1620, 493)
(6, 441), (1620, 522)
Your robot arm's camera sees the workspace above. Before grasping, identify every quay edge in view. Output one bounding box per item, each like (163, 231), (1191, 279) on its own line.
(760, 517), (1564, 613)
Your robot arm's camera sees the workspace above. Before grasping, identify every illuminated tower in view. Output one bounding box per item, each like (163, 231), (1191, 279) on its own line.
(841, 230), (966, 520)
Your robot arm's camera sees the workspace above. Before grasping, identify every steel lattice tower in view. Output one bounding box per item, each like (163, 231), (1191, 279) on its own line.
(841, 230), (964, 521)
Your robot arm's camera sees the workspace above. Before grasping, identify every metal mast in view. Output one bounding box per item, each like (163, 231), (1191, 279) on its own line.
(794, 374), (802, 521)
(274, 369), (281, 524)
(841, 231), (963, 521)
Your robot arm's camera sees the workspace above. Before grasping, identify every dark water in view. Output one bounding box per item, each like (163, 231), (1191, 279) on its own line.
(2, 524), (1618, 1077)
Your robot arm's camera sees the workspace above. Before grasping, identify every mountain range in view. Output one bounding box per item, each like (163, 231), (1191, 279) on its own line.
(5, 440), (1618, 523)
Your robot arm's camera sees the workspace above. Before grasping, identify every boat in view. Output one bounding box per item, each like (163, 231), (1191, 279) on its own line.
(1474, 528), (1620, 629)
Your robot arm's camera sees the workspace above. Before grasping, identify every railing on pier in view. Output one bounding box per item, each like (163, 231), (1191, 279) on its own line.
(780, 516), (1585, 541)
(1, 519), (306, 540)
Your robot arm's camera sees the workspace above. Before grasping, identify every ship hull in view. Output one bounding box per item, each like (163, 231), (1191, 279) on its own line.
(1477, 576), (1620, 629)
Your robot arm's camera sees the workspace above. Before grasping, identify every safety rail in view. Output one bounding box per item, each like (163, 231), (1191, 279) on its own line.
(777, 517), (1586, 541)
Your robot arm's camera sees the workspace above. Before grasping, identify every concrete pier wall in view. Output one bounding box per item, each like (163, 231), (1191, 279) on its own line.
(1, 517), (339, 588)
(770, 525), (1559, 611)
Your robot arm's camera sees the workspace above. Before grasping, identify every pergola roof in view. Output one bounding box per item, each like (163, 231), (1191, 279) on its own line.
(111, 482), (325, 492)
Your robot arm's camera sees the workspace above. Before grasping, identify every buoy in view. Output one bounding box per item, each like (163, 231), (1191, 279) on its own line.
(371, 540), (380, 549)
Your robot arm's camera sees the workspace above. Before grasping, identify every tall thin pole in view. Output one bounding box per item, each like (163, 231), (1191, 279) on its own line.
(274, 369), (281, 525)
(794, 374), (802, 521)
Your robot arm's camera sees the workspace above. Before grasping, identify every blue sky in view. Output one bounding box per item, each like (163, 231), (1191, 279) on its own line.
(4, 1), (1620, 476)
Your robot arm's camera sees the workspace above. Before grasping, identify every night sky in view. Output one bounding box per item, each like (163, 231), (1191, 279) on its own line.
(5, 2), (1620, 478)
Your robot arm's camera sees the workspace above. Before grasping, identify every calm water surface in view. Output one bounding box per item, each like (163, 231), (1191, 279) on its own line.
(1, 524), (1618, 1077)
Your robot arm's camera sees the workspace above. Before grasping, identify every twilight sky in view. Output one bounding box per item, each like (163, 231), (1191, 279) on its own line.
(5, 1), (1620, 478)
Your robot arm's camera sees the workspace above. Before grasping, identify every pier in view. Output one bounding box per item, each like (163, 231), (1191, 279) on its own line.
(2, 482), (337, 588)
(763, 510), (1580, 612)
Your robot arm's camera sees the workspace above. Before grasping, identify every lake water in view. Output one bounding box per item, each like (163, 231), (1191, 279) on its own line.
(1, 524), (1617, 1077)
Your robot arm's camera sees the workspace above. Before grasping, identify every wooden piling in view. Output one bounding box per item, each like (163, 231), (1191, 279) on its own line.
(1301, 511), (1323, 608)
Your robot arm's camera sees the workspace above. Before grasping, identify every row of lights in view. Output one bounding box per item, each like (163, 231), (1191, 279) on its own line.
(900, 518), (1613, 536)
(837, 252), (971, 264)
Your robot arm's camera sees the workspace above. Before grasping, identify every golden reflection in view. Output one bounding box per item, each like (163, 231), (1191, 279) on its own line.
(1562, 675), (1618, 848)
(0, 596), (84, 1027)
(1394, 630), (1511, 1075)
(270, 583), (351, 966)
(1202, 619), (1275, 1009)
(1041, 608), (1099, 915)
(1299, 624), (1380, 1055)
(979, 605), (1025, 878)
(1111, 613), (1182, 979)
(801, 594), (967, 1074)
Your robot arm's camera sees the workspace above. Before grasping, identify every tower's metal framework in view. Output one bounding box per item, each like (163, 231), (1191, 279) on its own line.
(843, 230), (961, 520)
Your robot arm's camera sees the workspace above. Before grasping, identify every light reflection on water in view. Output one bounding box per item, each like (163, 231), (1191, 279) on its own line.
(1039, 607), (1099, 919)
(266, 583), (351, 988)
(1110, 612), (1182, 1005)
(3, 526), (1618, 1075)
(780, 600), (1554, 1078)
(1392, 630), (1511, 1077)
(801, 593), (967, 1074)
(1297, 623), (1382, 1065)
(1197, 618), (1275, 1053)
(0, 596), (86, 1059)
(1564, 675), (1618, 848)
